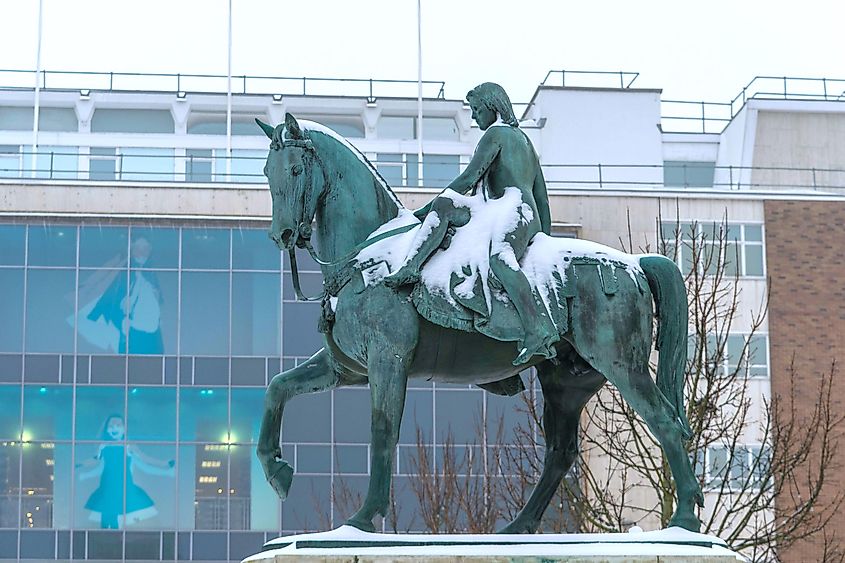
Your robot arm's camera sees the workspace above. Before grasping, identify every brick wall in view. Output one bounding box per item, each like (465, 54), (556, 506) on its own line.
(765, 200), (845, 562)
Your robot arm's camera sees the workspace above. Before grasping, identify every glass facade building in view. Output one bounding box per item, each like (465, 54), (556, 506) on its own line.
(0, 220), (527, 561)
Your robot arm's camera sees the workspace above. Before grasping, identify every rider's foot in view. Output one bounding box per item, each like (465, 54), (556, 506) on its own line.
(383, 266), (421, 288)
(512, 336), (557, 366)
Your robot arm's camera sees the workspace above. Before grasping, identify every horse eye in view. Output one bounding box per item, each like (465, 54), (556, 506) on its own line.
(291, 164), (303, 176)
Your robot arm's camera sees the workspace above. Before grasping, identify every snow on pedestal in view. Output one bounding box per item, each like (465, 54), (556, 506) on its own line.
(243, 526), (747, 562)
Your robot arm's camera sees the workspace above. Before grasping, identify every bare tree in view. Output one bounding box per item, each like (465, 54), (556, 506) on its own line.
(400, 216), (844, 562)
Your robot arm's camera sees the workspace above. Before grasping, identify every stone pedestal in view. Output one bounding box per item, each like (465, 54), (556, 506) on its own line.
(244, 526), (745, 562)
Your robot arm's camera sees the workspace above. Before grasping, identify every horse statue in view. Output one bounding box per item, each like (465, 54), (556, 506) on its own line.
(254, 113), (704, 534)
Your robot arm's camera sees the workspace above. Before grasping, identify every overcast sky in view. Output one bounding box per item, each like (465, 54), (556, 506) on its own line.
(1, 0), (843, 105)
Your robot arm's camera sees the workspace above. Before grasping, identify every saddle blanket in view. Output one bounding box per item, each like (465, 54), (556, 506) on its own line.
(355, 189), (644, 343)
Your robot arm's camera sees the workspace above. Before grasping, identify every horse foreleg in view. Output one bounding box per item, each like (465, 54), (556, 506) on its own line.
(256, 349), (356, 499)
(346, 351), (410, 532)
(500, 358), (605, 533)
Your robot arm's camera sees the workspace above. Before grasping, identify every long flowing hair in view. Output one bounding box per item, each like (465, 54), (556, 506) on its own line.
(466, 82), (519, 126)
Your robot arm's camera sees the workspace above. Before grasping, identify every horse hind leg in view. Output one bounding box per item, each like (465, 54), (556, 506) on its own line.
(609, 368), (704, 532)
(499, 355), (606, 534)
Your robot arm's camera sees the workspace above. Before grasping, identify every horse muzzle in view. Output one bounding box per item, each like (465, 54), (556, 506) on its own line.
(270, 228), (296, 251)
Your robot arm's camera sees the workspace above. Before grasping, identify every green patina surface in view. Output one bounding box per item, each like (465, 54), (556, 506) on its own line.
(252, 83), (703, 536)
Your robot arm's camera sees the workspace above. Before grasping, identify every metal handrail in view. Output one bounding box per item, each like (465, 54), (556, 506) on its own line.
(4, 150), (845, 192)
(542, 70), (640, 89)
(0, 68), (448, 100)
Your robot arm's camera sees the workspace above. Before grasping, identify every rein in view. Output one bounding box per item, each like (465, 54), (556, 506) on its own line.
(280, 137), (418, 302)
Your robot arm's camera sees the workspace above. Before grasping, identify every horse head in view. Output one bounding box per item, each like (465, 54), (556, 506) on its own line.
(257, 113), (325, 251)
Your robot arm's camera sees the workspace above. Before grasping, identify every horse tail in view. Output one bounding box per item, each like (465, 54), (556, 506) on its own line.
(639, 254), (692, 440)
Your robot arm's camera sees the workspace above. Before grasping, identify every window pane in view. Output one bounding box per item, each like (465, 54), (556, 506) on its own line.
(708, 446), (728, 486)
(375, 154), (403, 187)
(745, 245), (764, 276)
(89, 148), (116, 181)
(22, 442), (71, 528)
(91, 109), (174, 134)
(0, 269), (24, 352)
(130, 227), (178, 270)
(422, 117), (459, 141)
(663, 161), (715, 187)
(76, 269), (126, 354)
(28, 224), (76, 267)
(23, 385), (72, 442)
(379, 117), (414, 140)
(35, 146), (79, 180)
(127, 387), (176, 441)
(229, 150), (264, 183)
(0, 224), (26, 265)
(727, 335), (745, 373)
(80, 226), (128, 267)
(232, 273), (280, 356)
(182, 228), (230, 270)
(186, 150), (213, 182)
(75, 387), (125, 441)
(127, 269), (173, 355)
(26, 269), (75, 353)
(423, 154), (459, 188)
(181, 272), (230, 356)
(282, 303), (322, 358)
(0, 385), (21, 439)
(231, 388), (264, 444)
(745, 225), (763, 242)
(121, 148), (174, 181)
(232, 228), (280, 271)
(179, 388), (228, 442)
(0, 443), (20, 528)
(723, 242), (739, 277)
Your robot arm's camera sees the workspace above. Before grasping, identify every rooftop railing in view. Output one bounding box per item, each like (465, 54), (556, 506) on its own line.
(0, 69), (448, 100)
(3, 150), (845, 194)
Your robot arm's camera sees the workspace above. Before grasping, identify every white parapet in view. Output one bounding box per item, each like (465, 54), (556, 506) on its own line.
(244, 526), (746, 562)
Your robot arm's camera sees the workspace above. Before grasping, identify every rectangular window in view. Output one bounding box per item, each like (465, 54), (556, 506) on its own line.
(121, 148), (175, 181)
(423, 154), (459, 188)
(661, 222), (765, 277)
(690, 333), (769, 379)
(705, 445), (770, 490)
(663, 161), (716, 187)
(186, 149), (213, 182)
(89, 147), (117, 181)
(378, 116), (415, 140)
(91, 109), (174, 134)
(35, 146), (78, 180)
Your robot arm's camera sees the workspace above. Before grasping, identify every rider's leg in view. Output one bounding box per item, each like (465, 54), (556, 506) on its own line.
(384, 197), (470, 288)
(489, 254), (557, 365)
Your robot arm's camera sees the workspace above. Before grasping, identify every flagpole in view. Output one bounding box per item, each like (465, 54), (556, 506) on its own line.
(416, 0), (424, 187)
(31, 0), (44, 178)
(226, 0), (233, 180)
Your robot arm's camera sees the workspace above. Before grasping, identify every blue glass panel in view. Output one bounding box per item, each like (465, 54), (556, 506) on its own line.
(0, 269), (24, 352)
(423, 154), (459, 188)
(232, 228), (280, 271)
(179, 388), (228, 442)
(228, 445), (252, 530)
(127, 387), (176, 441)
(0, 224), (25, 264)
(182, 228), (230, 270)
(74, 442), (176, 530)
(22, 442), (72, 528)
(28, 224), (76, 267)
(91, 109), (174, 134)
(23, 385), (72, 441)
(75, 387), (125, 441)
(76, 270), (127, 355)
(231, 388), (264, 444)
(0, 385), (21, 439)
(0, 443), (20, 528)
(129, 227), (178, 269)
(229, 150), (264, 183)
(180, 272), (229, 356)
(26, 269), (75, 353)
(35, 146), (79, 180)
(282, 303), (322, 357)
(79, 226), (128, 267)
(232, 273), (279, 356)
(126, 270), (174, 355)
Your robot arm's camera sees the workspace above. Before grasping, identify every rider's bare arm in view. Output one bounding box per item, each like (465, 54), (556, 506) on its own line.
(413, 131), (502, 218)
(533, 168), (551, 235)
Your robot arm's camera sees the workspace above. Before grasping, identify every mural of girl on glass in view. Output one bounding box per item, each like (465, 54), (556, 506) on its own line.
(76, 414), (175, 529)
(79, 237), (164, 354)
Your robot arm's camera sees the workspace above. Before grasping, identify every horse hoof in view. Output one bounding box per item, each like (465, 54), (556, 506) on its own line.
(267, 460), (294, 500)
(345, 517), (376, 533)
(668, 513), (701, 533)
(497, 519), (535, 534)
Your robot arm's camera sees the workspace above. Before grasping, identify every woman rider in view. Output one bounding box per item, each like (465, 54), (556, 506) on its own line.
(385, 82), (557, 365)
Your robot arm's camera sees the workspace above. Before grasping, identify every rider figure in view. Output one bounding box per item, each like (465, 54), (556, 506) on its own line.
(385, 82), (556, 365)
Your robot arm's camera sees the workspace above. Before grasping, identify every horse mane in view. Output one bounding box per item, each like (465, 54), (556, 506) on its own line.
(291, 121), (404, 212)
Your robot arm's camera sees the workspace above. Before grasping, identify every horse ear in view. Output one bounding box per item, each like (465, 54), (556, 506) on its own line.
(255, 119), (274, 139)
(285, 113), (304, 140)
